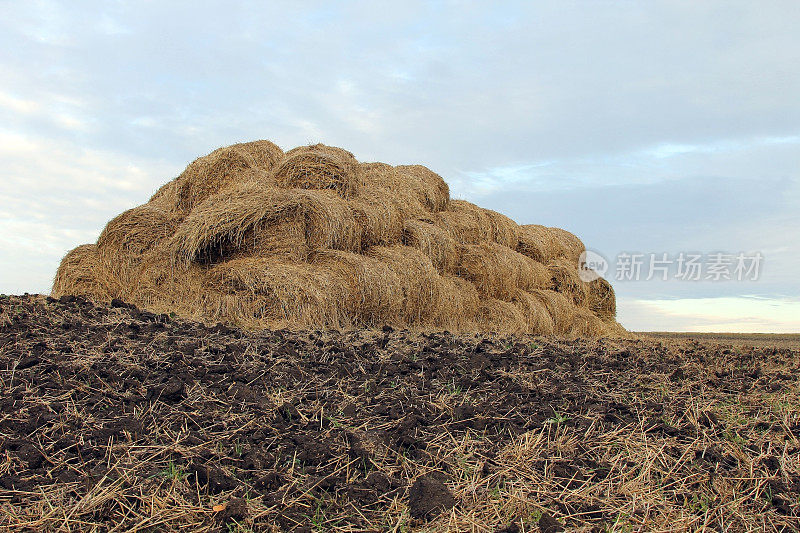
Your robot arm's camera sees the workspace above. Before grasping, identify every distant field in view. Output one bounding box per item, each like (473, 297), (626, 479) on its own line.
(640, 331), (800, 348)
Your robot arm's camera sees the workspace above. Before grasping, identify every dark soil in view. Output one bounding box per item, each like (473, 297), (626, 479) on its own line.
(1, 294), (798, 531)
(408, 472), (456, 519)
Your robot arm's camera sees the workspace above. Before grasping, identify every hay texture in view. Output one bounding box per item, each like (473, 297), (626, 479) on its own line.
(52, 139), (622, 336)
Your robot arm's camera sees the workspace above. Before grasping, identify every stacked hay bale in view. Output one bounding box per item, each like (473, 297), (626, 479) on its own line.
(53, 140), (623, 336)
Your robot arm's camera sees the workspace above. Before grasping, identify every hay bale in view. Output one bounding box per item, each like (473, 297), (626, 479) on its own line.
(349, 196), (404, 248)
(568, 307), (608, 337)
(511, 290), (555, 335)
(517, 224), (559, 263)
(205, 257), (350, 329)
(456, 242), (550, 300)
(52, 244), (121, 302)
(547, 257), (589, 307)
(548, 227), (585, 264)
(402, 219), (458, 273)
(175, 140), (283, 212)
(586, 277), (616, 320)
(233, 140), (286, 168)
(526, 289), (576, 335)
(368, 245), (445, 325)
(435, 276), (480, 331)
(518, 225), (585, 264)
(435, 201), (517, 247)
(127, 247), (207, 320)
(351, 162), (427, 247)
(96, 205), (178, 282)
(311, 249), (403, 326)
(436, 200), (494, 244)
(169, 184), (359, 265)
(148, 179), (182, 214)
(272, 144), (360, 198)
(247, 220), (311, 262)
(359, 163), (426, 213)
(475, 298), (527, 334)
(395, 164), (450, 212)
(482, 209), (519, 248)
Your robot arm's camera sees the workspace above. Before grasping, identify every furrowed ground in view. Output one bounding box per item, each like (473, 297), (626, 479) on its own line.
(0, 295), (798, 532)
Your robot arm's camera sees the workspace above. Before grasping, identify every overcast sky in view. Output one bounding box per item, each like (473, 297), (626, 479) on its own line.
(1, 1), (798, 332)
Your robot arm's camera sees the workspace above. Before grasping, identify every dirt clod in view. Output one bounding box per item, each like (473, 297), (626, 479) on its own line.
(538, 511), (564, 533)
(408, 473), (457, 520)
(219, 497), (248, 521)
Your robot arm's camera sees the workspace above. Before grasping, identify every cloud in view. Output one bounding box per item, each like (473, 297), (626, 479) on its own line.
(619, 296), (800, 333)
(452, 133), (800, 195)
(0, 91), (40, 114)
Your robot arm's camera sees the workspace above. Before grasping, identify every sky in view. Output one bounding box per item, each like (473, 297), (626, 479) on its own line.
(1, 1), (798, 332)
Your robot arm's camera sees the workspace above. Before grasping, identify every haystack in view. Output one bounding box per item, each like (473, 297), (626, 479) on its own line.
(586, 277), (617, 320)
(526, 289), (576, 335)
(168, 185), (359, 265)
(395, 165), (450, 212)
(511, 290), (556, 335)
(368, 245), (446, 325)
(52, 139), (623, 337)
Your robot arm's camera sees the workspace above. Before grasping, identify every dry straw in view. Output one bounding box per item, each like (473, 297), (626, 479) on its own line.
(475, 298), (528, 333)
(435, 275), (480, 330)
(52, 139), (622, 336)
(168, 184), (359, 265)
(359, 162), (426, 216)
(456, 242), (550, 300)
(547, 257), (589, 307)
(272, 144), (359, 198)
(547, 226), (585, 264)
(349, 195), (405, 248)
(394, 164), (450, 212)
(401, 219), (458, 273)
(205, 257), (350, 329)
(248, 220), (311, 263)
(482, 208), (519, 248)
(368, 245), (445, 325)
(311, 249), (402, 327)
(568, 306), (608, 337)
(127, 243), (207, 319)
(351, 162), (428, 246)
(517, 224), (585, 264)
(52, 244), (121, 302)
(175, 140), (283, 212)
(511, 290), (556, 335)
(586, 277), (617, 320)
(526, 289), (576, 335)
(436, 200), (494, 245)
(96, 205), (178, 283)
(147, 180), (182, 215)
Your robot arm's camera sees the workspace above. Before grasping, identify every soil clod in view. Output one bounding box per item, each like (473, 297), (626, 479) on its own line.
(408, 472), (457, 520)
